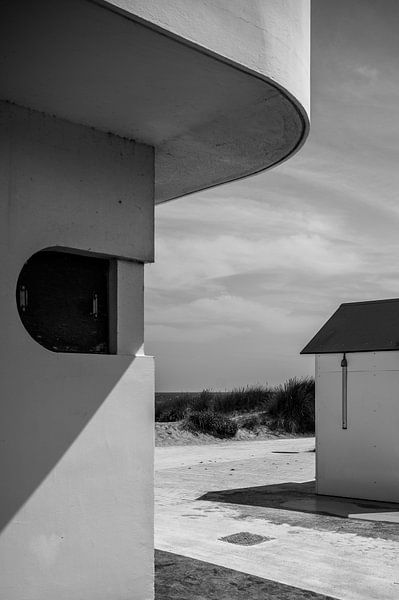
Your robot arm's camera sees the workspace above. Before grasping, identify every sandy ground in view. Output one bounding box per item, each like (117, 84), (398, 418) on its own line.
(155, 421), (310, 446)
(155, 438), (399, 600)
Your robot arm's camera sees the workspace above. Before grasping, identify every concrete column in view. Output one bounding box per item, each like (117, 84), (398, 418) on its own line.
(114, 260), (145, 356)
(0, 101), (155, 600)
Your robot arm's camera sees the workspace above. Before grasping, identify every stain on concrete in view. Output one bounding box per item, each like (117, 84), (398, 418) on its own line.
(219, 531), (274, 546)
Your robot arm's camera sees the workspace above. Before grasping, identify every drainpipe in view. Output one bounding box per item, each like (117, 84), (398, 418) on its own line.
(341, 353), (348, 429)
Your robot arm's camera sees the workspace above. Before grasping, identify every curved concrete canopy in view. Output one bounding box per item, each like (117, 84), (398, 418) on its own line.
(0, 0), (309, 203)
(103, 0), (311, 116)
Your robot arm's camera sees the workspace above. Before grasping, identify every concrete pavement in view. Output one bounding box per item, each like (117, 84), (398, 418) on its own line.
(155, 437), (399, 600)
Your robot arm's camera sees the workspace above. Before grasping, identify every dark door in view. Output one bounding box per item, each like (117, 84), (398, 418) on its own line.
(17, 251), (110, 353)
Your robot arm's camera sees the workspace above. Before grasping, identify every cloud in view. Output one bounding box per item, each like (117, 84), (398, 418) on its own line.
(353, 64), (378, 82)
(147, 293), (316, 340)
(146, 323), (250, 344)
(145, 1), (399, 390)
(150, 231), (360, 291)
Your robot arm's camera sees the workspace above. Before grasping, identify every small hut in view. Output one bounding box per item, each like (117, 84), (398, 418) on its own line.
(301, 299), (399, 502)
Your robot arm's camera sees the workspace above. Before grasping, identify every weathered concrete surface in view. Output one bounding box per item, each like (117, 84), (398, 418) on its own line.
(155, 438), (399, 600)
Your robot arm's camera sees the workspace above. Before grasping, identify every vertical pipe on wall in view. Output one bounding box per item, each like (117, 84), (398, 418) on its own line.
(341, 353), (348, 429)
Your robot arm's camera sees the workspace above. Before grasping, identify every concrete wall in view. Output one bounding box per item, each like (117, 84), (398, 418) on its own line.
(0, 102), (155, 599)
(316, 352), (399, 502)
(0, 0), (310, 204)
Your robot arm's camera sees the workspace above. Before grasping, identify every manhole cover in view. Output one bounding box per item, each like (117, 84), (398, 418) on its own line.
(219, 532), (273, 546)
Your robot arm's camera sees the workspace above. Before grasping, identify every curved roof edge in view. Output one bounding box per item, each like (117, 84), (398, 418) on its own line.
(1, 0), (310, 204)
(94, 0), (310, 203)
(96, 0), (310, 114)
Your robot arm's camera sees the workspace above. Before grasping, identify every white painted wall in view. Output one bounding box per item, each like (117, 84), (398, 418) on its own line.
(0, 102), (154, 599)
(316, 352), (399, 502)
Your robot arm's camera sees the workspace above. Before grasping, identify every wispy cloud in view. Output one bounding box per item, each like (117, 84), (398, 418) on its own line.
(353, 64), (378, 82)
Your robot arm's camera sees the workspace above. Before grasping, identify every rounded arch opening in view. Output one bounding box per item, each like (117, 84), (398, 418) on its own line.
(16, 249), (113, 354)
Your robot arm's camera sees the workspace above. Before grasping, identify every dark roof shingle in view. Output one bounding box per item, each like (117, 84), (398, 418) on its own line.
(301, 298), (399, 354)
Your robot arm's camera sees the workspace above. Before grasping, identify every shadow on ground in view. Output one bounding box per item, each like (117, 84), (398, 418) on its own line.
(155, 549), (339, 600)
(199, 480), (399, 523)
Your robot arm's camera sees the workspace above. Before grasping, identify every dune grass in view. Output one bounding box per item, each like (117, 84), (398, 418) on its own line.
(268, 377), (315, 434)
(155, 385), (272, 422)
(184, 410), (238, 438)
(155, 377), (315, 436)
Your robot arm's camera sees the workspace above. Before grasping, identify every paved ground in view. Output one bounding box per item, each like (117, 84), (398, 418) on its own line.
(155, 550), (338, 600)
(155, 438), (399, 600)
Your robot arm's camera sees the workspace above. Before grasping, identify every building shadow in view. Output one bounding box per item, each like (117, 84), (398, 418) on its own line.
(199, 481), (399, 522)
(0, 351), (148, 532)
(155, 549), (341, 600)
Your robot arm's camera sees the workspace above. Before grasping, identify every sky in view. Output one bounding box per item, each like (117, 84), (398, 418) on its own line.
(145, 1), (399, 391)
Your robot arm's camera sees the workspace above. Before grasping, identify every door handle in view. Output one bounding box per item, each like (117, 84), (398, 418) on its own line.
(92, 293), (98, 319)
(19, 285), (28, 312)
(341, 353), (348, 429)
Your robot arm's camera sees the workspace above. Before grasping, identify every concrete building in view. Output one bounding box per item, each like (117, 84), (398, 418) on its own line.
(302, 299), (399, 503)
(0, 1), (310, 598)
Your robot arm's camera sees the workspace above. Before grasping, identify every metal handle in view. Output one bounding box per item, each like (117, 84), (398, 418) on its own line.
(341, 353), (347, 429)
(19, 285), (28, 312)
(92, 293), (98, 319)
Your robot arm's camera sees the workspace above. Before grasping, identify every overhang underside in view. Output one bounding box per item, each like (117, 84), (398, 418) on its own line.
(0, 0), (308, 203)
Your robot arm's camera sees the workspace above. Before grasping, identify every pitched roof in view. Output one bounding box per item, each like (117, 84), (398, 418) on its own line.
(301, 298), (399, 354)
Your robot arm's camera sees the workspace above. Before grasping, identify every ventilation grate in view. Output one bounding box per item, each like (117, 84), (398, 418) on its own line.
(219, 532), (273, 546)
